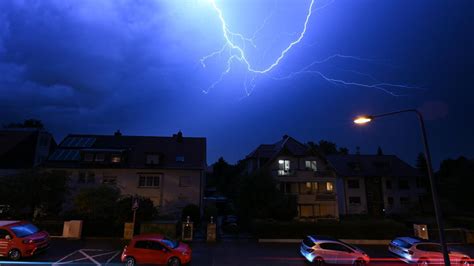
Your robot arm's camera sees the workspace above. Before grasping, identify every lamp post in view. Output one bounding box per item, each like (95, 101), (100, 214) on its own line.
(354, 109), (450, 266)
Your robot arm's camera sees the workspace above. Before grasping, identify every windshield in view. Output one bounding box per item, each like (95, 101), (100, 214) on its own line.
(10, 223), (40, 238)
(161, 237), (179, 249)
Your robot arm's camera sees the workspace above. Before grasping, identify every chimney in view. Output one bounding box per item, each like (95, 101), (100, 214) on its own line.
(114, 130), (122, 137)
(175, 130), (183, 143)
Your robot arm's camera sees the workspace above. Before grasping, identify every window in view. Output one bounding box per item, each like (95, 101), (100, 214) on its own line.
(84, 153), (94, 162)
(299, 182), (317, 194)
(135, 241), (151, 249)
(278, 160), (291, 176)
(349, 197), (361, 205)
(386, 180), (392, 189)
(400, 197), (410, 205)
(347, 179), (360, 189)
(179, 176), (191, 187)
(416, 244), (442, 253)
(387, 197), (394, 206)
(319, 243), (352, 253)
(139, 176), (160, 188)
(305, 160), (317, 171)
(78, 172), (86, 183)
(299, 205), (316, 217)
(87, 172), (95, 184)
(176, 156), (185, 162)
(0, 229), (12, 239)
(95, 153), (105, 162)
(398, 179), (410, 190)
(111, 154), (121, 163)
(281, 182), (297, 194)
(326, 182), (334, 192)
(10, 223), (39, 238)
(146, 154), (160, 165)
(102, 176), (117, 185)
(303, 237), (315, 247)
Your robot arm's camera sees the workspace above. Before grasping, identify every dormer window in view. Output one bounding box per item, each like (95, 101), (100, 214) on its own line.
(146, 154), (160, 165)
(176, 156), (185, 162)
(111, 154), (121, 163)
(95, 153), (105, 162)
(84, 153), (94, 162)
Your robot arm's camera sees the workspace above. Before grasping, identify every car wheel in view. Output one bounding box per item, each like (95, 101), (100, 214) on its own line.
(8, 249), (21, 261)
(125, 256), (136, 266)
(314, 257), (324, 266)
(168, 257), (181, 266)
(417, 259), (429, 266)
(461, 258), (470, 265)
(354, 259), (366, 266)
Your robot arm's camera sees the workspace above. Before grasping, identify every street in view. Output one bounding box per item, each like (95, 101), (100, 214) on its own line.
(0, 238), (473, 266)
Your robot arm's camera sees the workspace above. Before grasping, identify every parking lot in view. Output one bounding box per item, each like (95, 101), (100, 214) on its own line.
(0, 238), (473, 266)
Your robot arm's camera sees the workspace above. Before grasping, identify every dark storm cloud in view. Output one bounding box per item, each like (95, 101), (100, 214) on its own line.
(0, 0), (172, 124)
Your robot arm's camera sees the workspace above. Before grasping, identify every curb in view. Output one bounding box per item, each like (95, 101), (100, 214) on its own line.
(258, 239), (391, 245)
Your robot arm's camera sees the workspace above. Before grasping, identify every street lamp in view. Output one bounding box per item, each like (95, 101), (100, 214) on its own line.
(354, 109), (451, 266)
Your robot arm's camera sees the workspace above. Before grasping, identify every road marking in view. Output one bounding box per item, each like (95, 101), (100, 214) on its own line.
(79, 249), (100, 266)
(105, 251), (121, 265)
(53, 249), (119, 265)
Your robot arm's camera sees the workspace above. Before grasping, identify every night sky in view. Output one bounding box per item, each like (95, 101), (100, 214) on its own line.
(0, 0), (472, 168)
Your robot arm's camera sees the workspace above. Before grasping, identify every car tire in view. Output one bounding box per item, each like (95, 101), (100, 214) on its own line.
(8, 249), (21, 261)
(125, 256), (136, 266)
(354, 259), (366, 266)
(314, 257), (325, 266)
(417, 259), (429, 266)
(168, 257), (181, 266)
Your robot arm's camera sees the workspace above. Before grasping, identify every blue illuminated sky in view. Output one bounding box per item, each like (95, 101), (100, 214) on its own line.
(0, 0), (472, 167)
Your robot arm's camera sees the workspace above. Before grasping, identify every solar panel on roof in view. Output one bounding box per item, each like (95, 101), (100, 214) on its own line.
(76, 138), (89, 147)
(60, 137), (73, 147)
(48, 150), (61, 160)
(70, 137), (81, 147)
(50, 149), (66, 160)
(84, 138), (96, 147)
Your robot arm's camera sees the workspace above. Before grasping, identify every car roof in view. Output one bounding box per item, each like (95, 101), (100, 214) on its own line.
(309, 235), (340, 242)
(397, 236), (430, 245)
(132, 234), (165, 241)
(0, 220), (21, 227)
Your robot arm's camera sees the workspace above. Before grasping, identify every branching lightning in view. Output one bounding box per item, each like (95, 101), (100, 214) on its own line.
(200, 0), (423, 97)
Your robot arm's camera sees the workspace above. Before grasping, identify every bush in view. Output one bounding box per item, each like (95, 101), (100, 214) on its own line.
(181, 204), (200, 224)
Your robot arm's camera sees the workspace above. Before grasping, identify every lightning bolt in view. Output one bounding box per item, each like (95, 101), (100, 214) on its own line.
(201, 0), (423, 97)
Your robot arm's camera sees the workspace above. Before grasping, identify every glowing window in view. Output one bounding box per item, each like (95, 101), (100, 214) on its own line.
(326, 182), (334, 192)
(305, 160), (317, 171)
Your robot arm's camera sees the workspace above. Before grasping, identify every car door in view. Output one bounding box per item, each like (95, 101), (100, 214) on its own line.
(133, 240), (155, 264)
(0, 229), (12, 257)
(149, 241), (171, 265)
(318, 242), (340, 264)
(333, 243), (357, 265)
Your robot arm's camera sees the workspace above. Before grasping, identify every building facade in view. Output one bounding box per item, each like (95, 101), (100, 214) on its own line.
(45, 131), (206, 217)
(244, 136), (339, 220)
(327, 154), (426, 216)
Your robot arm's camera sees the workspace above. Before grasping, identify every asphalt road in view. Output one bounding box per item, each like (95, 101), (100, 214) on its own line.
(0, 238), (473, 266)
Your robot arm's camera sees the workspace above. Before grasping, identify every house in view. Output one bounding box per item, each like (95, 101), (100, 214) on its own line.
(244, 135), (339, 220)
(327, 154), (427, 216)
(44, 131), (206, 217)
(0, 128), (56, 177)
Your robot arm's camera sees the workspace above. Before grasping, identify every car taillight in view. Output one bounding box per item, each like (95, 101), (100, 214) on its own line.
(22, 239), (33, 244)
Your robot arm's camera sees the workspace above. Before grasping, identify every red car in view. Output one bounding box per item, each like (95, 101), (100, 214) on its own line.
(121, 234), (192, 266)
(0, 220), (50, 260)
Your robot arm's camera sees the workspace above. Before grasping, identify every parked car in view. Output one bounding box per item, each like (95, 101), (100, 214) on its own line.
(0, 220), (50, 260)
(121, 234), (191, 266)
(300, 235), (370, 265)
(388, 236), (471, 265)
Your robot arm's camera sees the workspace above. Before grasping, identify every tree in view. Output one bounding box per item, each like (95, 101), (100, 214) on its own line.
(181, 204), (200, 224)
(4, 119), (44, 129)
(236, 170), (297, 223)
(73, 185), (121, 221)
(0, 169), (69, 219)
(210, 157), (242, 199)
(308, 140), (349, 156)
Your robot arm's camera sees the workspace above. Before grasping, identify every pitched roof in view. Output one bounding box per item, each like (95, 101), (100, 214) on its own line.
(46, 132), (207, 170)
(326, 154), (420, 177)
(246, 135), (309, 160)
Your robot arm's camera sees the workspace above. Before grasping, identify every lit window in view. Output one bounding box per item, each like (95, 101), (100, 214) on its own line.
(299, 182), (317, 194)
(176, 156), (185, 162)
(179, 176), (191, 187)
(95, 153), (105, 162)
(138, 176), (160, 188)
(111, 154), (121, 163)
(278, 160), (291, 176)
(305, 160), (317, 171)
(146, 154), (160, 165)
(326, 182), (334, 192)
